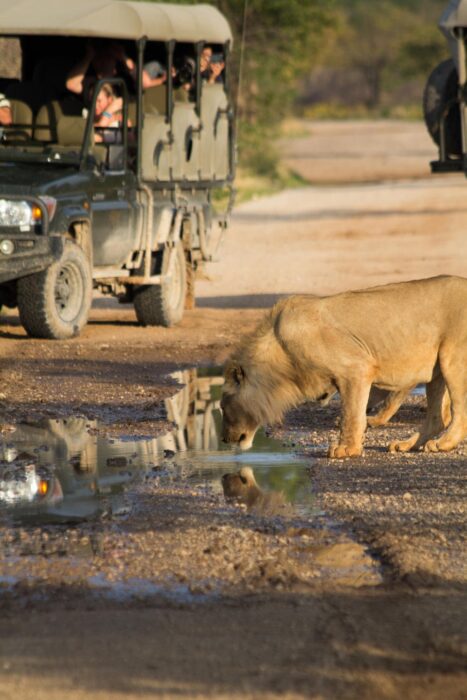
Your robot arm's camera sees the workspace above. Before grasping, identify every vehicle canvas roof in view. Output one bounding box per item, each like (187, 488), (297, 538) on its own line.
(439, 0), (467, 30)
(0, 0), (232, 44)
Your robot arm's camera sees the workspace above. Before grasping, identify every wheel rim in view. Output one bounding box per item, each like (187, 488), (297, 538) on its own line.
(54, 261), (84, 323)
(166, 249), (185, 312)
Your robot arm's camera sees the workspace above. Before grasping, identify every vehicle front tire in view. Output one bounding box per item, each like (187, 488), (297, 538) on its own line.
(17, 239), (92, 339)
(133, 242), (187, 327)
(423, 58), (462, 157)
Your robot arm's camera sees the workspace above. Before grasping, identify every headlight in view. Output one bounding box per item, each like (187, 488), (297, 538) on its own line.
(0, 199), (42, 228)
(0, 239), (14, 255)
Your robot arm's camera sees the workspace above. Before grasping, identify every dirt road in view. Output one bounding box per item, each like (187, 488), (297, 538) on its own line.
(0, 121), (466, 700)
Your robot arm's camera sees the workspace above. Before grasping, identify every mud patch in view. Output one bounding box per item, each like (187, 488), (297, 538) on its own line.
(0, 369), (382, 602)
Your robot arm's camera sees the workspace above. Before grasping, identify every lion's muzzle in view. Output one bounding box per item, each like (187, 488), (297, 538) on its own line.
(221, 393), (259, 450)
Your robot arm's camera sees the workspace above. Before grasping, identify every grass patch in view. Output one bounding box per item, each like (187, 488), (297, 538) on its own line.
(210, 165), (308, 216)
(234, 166), (308, 205)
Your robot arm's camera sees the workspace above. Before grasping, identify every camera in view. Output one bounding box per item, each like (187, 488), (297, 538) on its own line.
(210, 53), (224, 64)
(174, 57), (196, 86)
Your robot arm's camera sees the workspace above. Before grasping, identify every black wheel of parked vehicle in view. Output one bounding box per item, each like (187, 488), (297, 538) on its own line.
(423, 58), (462, 157)
(133, 241), (187, 327)
(17, 239), (92, 339)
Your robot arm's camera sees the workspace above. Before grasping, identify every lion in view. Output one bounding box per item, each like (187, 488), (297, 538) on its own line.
(222, 467), (290, 515)
(221, 276), (467, 458)
(317, 384), (413, 427)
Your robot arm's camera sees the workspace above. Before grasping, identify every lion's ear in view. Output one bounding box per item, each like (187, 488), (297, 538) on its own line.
(227, 363), (245, 386)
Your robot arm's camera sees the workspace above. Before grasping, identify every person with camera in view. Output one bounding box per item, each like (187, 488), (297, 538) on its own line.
(200, 46), (225, 84)
(66, 41), (135, 104)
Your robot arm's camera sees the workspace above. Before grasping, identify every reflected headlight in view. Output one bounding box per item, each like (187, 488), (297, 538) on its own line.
(37, 479), (49, 497)
(0, 199), (40, 227)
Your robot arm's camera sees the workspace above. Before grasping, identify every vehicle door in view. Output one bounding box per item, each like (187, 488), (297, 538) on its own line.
(90, 163), (139, 267)
(87, 82), (140, 267)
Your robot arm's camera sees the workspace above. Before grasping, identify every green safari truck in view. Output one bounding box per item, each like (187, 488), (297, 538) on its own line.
(0, 0), (235, 338)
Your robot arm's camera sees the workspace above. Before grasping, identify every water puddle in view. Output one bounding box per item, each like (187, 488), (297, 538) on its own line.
(0, 368), (314, 524)
(0, 368), (385, 593)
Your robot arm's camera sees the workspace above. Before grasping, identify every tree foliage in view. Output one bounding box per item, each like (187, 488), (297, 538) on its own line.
(307, 0), (449, 110)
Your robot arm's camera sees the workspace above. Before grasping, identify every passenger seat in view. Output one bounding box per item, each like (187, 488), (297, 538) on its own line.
(4, 100), (33, 139)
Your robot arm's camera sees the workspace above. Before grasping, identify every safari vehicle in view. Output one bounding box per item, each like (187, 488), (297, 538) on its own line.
(424, 0), (467, 172)
(0, 0), (234, 339)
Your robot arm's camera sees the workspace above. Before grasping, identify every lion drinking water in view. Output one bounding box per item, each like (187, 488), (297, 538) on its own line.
(221, 276), (467, 458)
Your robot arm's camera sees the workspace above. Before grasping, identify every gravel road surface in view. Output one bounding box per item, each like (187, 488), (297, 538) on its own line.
(0, 120), (466, 700)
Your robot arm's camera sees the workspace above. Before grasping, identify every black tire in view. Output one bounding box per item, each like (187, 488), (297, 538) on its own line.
(17, 239), (92, 339)
(133, 241), (187, 327)
(423, 58), (462, 156)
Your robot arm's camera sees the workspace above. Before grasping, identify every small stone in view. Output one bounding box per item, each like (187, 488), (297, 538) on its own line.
(403, 492), (413, 501)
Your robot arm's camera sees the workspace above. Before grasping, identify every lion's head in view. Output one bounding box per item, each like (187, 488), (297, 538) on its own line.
(221, 363), (260, 450)
(221, 466), (261, 504)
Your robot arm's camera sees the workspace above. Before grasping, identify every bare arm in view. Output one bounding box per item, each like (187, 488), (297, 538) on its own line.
(0, 106), (12, 126)
(66, 44), (95, 94)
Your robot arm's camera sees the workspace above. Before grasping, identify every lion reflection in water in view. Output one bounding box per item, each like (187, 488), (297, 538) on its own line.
(222, 466), (291, 516)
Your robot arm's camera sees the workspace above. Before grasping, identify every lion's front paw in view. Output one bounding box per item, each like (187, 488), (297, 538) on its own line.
(389, 440), (404, 453)
(423, 437), (458, 453)
(423, 439), (440, 453)
(328, 444), (362, 459)
(388, 433), (419, 453)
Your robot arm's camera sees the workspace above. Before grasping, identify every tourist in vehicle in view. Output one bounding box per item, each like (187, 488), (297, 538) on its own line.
(173, 56), (196, 93)
(0, 94), (12, 126)
(93, 82), (126, 143)
(66, 41), (134, 102)
(127, 57), (169, 89)
(67, 40), (169, 100)
(200, 46), (225, 84)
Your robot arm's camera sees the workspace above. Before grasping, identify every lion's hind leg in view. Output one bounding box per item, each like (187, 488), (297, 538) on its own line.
(367, 387), (410, 428)
(423, 346), (466, 453)
(389, 372), (447, 453)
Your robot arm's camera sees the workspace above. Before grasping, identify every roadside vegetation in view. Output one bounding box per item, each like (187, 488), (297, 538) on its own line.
(301, 0), (449, 121)
(167, 0), (447, 173)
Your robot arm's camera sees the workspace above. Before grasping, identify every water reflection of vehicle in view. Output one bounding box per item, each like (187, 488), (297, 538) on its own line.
(0, 462), (63, 507)
(166, 370), (223, 452)
(0, 370), (224, 523)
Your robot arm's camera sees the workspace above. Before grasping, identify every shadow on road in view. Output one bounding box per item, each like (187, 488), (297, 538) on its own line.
(1, 586), (466, 699)
(197, 294), (286, 309)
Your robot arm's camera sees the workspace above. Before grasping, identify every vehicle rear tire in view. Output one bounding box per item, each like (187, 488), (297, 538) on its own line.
(423, 58), (462, 156)
(17, 239), (92, 339)
(133, 242), (187, 327)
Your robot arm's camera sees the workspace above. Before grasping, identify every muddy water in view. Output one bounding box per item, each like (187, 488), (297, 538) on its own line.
(0, 368), (384, 594)
(0, 368), (314, 524)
